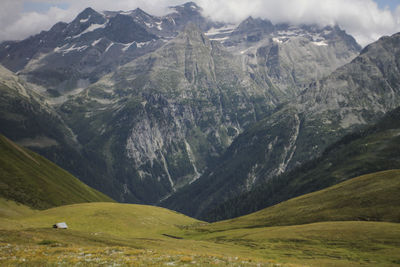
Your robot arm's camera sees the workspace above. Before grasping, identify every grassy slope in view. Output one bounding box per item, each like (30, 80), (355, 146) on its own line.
(19, 202), (198, 239)
(0, 135), (114, 209)
(188, 221), (400, 267)
(0, 201), (272, 266)
(201, 170), (400, 231)
(0, 198), (36, 218)
(1, 170), (400, 266)
(180, 170), (400, 266)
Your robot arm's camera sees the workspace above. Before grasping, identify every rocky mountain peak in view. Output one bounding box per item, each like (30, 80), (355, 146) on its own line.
(236, 16), (274, 32)
(65, 7), (106, 38)
(172, 2), (202, 13)
(104, 14), (157, 43)
(228, 17), (274, 43)
(77, 7), (97, 18)
(130, 7), (152, 18)
(49, 22), (68, 33)
(321, 25), (361, 52)
(72, 7), (105, 25)
(360, 32), (400, 55)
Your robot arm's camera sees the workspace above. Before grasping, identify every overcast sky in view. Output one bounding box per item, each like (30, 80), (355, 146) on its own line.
(1, 0), (399, 46)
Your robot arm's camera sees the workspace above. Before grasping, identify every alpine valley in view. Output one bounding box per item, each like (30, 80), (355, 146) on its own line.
(1, 1), (400, 266)
(0, 2), (366, 204)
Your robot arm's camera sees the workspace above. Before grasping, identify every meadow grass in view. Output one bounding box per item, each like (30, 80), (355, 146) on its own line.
(0, 200), (274, 266)
(1, 170), (400, 265)
(185, 221), (400, 266)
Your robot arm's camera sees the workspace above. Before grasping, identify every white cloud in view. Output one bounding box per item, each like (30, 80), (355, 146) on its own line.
(1, 6), (73, 41)
(198, 0), (400, 46)
(1, 0), (399, 47)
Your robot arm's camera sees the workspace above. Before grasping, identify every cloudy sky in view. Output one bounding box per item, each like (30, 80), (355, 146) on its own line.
(1, 0), (399, 46)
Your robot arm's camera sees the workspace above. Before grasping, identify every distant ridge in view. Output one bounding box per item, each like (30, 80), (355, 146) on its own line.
(200, 169), (400, 232)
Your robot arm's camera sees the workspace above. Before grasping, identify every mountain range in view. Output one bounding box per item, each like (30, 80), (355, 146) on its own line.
(0, 2), (399, 217)
(1, 2), (400, 265)
(162, 31), (400, 218)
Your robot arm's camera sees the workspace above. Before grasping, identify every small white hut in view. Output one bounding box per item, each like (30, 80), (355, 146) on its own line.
(53, 222), (68, 229)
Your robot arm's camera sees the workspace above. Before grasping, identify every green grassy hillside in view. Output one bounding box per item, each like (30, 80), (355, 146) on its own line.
(0, 202), (273, 266)
(201, 170), (400, 231)
(0, 198), (36, 219)
(179, 170), (400, 266)
(1, 170), (400, 266)
(188, 221), (400, 267)
(1, 193), (399, 266)
(0, 135), (114, 209)
(18, 202), (198, 239)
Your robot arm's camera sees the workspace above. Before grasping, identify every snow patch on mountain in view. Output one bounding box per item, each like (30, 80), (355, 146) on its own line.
(312, 40), (328, 46)
(73, 22), (107, 39)
(80, 16), (90, 23)
(155, 21), (163, 31)
(91, 38), (102, 46)
(136, 41), (151, 48)
(54, 44), (89, 55)
(105, 42), (114, 52)
(205, 25), (236, 36)
(122, 41), (135, 52)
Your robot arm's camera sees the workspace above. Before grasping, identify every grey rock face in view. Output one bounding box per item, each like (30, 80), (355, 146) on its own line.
(57, 24), (275, 203)
(162, 32), (400, 218)
(0, 3), (217, 96)
(206, 20), (361, 98)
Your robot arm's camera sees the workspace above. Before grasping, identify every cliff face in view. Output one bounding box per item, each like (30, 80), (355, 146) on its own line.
(162, 32), (400, 218)
(58, 24), (276, 203)
(206, 18), (361, 98)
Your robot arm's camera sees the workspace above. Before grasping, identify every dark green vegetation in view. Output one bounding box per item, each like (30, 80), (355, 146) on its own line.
(204, 170), (400, 230)
(0, 135), (113, 209)
(1, 170), (400, 266)
(205, 106), (400, 221)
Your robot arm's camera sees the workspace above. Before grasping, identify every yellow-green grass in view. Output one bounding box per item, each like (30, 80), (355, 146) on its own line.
(0, 198), (36, 218)
(14, 202), (199, 239)
(0, 135), (114, 209)
(0, 201), (274, 266)
(202, 169), (400, 232)
(185, 221), (400, 267)
(1, 170), (400, 266)
(0, 201), (399, 266)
